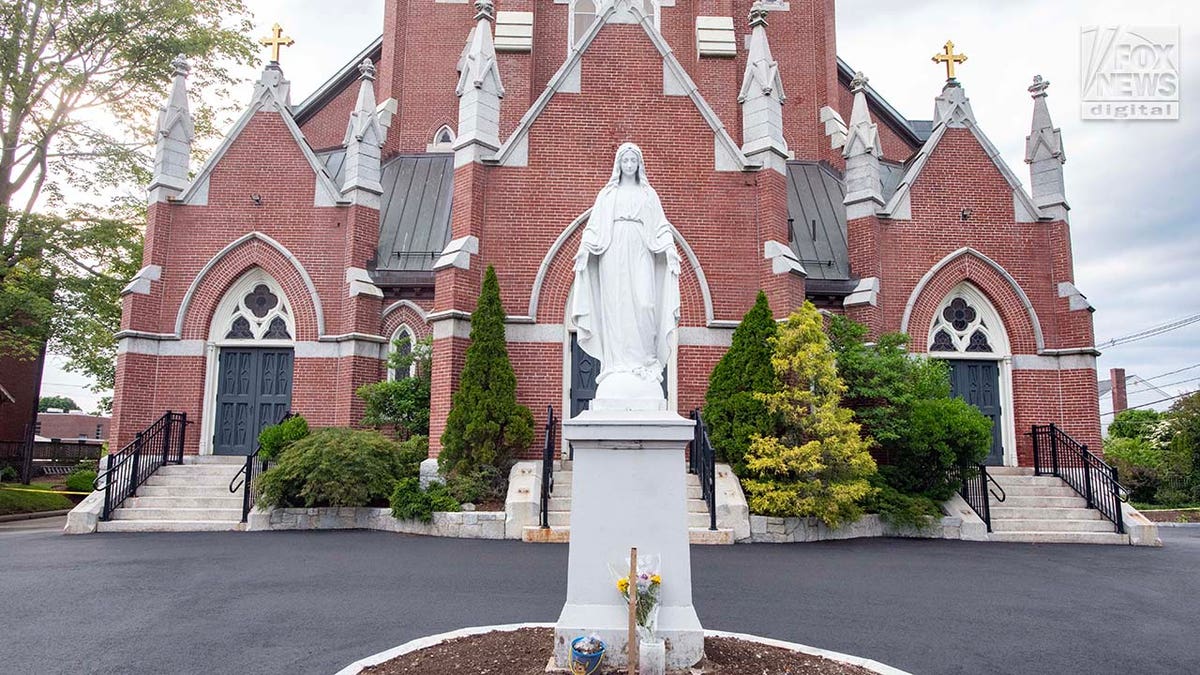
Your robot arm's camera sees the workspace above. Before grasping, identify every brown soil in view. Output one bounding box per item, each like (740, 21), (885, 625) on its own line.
(1141, 508), (1200, 523)
(361, 627), (879, 675)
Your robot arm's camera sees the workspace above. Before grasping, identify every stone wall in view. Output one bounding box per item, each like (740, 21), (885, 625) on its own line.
(748, 513), (967, 544)
(248, 506), (507, 539)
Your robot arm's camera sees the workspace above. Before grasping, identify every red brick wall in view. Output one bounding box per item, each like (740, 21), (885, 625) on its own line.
(0, 352), (42, 443)
(298, 77), (371, 151)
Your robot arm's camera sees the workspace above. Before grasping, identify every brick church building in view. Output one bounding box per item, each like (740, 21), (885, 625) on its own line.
(110, 0), (1101, 467)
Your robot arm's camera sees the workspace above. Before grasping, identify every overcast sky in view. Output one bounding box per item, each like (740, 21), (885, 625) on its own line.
(42, 0), (1198, 415)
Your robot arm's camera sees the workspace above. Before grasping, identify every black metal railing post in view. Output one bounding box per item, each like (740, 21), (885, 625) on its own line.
(1031, 426), (1042, 475)
(1049, 423), (1060, 477)
(160, 412), (173, 467)
(1111, 465), (1125, 534)
(539, 406), (556, 530)
(1082, 443), (1094, 508)
(128, 431), (143, 498)
(690, 409), (718, 532)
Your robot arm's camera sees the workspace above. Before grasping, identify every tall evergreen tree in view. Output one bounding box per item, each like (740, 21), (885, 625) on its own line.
(703, 290), (778, 474)
(740, 302), (877, 528)
(439, 266), (534, 485)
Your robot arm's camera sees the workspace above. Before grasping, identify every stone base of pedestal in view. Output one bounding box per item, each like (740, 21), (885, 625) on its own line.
(554, 604), (703, 670)
(553, 408), (705, 670)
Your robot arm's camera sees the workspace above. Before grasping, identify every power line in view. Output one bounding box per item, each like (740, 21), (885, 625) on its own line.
(1126, 375), (1200, 395)
(1097, 313), (1200, 349)
(1101, 390), (1196, 416)
(1142, 362), (1200, 382)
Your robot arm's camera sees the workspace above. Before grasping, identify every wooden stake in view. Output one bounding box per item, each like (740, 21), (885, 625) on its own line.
(628, 546), (639, 674)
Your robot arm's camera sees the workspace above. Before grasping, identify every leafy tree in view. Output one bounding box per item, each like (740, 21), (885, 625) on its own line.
(357, 335), (433, 439)
(439, 266), (534, 490)
(1104, 436), (1163, 504)
(740, 302), (877, 528)
(0, 0), (255, 400)
(38, 395), (79, 412)
(885, 397), (992, 500)
(703, 290), (778, 474)
(828, 316), (949, 459)
(1108, 409), (1163, 442)
(1168, 392), (1200, 499)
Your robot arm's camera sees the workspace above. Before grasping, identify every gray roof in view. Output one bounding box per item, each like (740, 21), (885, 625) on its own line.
(318, 150), (454, 276)
(787, 161), (850, 281)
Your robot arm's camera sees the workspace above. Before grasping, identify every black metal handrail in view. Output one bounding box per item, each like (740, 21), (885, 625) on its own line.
(952, 463), (1006, 532)
(230, 411), (293, 523)
(539, 406), (557, 529)
(93, 412), (187, 521)
(1030, 423), (1126, 534)
(689, 409), (718, 531)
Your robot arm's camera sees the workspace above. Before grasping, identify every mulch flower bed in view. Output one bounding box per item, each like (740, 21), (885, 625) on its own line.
(361, 627), (879, 675)
(1141, 508), (1200, 523)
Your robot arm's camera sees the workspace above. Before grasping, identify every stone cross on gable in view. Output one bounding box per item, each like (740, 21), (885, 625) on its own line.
(933, 40), (967, 81)
(260, 23), (294, 63)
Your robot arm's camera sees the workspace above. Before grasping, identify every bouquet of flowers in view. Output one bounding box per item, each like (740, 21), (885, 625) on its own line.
(611, 554), (662, 641)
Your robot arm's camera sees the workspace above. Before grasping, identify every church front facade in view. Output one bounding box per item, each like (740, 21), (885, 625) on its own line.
(110, 0), (1101, 468)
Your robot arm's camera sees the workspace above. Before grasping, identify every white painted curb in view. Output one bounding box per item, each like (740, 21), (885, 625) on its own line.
(334, 622), (912, 675)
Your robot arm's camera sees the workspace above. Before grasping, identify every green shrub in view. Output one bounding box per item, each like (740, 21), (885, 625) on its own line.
(828, 316), (950, 461)
(0, 466), (18, 482)
(65, 470), (97, 493)
(703, 290), (779, 475)
(740, 303), (877, 528)
(256, 428), (406, 508)
(439, 266), (534, 493)
(396, 435), (429, 479)
(864, 477), (942, 531)
(1108, 409), (1163, 442)
(444, 465), (503, 505)
(357, 379), (431, 439)
(884, 397), (992, 501)
(1168, 392), (1200, 497)
(257, 415), (310, 462)
(390, 477), (460, 523)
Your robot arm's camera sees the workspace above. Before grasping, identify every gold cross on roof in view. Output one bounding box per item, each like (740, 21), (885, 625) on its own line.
(260, 23), (294, 63)
(932, 40), (967, 81)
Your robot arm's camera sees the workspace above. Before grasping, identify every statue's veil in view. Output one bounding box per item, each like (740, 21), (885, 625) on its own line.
(604, 142), (650, 189)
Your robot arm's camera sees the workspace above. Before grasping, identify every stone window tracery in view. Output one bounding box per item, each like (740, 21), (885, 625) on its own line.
(388, 325), (418, 381)
(928, 291), (996, 354)
(216, 271), (295, 342)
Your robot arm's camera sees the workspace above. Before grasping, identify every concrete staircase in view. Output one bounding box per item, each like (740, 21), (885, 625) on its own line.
(984, 467), (1129, 544)
(95, 456), (246, 533)
(522, 461), (735, 544)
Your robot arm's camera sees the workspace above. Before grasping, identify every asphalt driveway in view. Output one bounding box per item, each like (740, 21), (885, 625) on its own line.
(1, 523), (1194, 675)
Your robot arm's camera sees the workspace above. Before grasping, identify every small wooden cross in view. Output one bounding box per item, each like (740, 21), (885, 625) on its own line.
(932, 40), (967, 80)
(260, 23), (295, 63)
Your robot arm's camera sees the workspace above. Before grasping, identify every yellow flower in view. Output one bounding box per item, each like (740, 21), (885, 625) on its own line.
(650, 574), (661, 585)
(617, 577), (629, 593)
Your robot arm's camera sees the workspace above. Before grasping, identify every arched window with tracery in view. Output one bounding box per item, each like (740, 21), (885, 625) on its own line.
(388, 325), (418, 381)
(569, 1), (659, 50)
(927, 283), (1008, 356)
(211, 269), (295, 342)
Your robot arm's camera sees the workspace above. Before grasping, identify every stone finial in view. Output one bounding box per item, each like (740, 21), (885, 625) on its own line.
(474, 0), (495, 23)
(737, 0), (787, 172)
(1025, 74), (1067, 220)
(148, 54), (195, 202)
(933, 79), (976, 128)
(253, 61), (292, 107)
(342, 57), (386, 206)
(850, 71), (868, 93)
(749, 2), (769, 28)
(843, 70), (883, 218)
(358, 57), (377, 81)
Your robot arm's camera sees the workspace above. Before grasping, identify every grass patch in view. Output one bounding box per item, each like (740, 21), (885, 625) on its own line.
(1134, 502), (1200, 511)
(0, 483), (75, 516)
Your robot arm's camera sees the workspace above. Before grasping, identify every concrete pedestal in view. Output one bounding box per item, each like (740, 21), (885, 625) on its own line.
(553, 409), (704, 670)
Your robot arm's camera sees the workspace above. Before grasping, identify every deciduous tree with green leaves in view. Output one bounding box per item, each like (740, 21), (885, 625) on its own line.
(740, 302), (877, 527)
(439, 266), (534, 492)
(702, 290), (778, 474)
(0, 0), (255, 405)
(37, 395), (79, 412)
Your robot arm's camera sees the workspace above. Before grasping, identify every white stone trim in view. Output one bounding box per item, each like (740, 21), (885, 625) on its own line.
(175, 232), (326, 338)
(432, 316), (472, 341)
(346, 267), (384, 298)
(382, 299), (429, 322)
(120, 265), (162, 297)
(495, 11), (534, 52)
(844, 276), (880, 308)
(528, 208), (715, 326)
(1012, 353), (1097, 370)
(763, 240), (805, 276)
(696, 16), (736, 57)
(387, 324), (418, 380)
(335, 623), (910, 675)
(433, 235), (479, 271)
(1057, 280), (1094, 312)
(900, 247), (1045, 353)
(506, 323), (563, 343)
(491, 1), (753, 172)
(177, 77), (344, 208)
(678, 326), (733, 347)
(117, 337), (205, 357)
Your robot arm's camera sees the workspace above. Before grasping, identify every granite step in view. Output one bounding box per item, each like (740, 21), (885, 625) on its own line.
(142, 474), (234, 488)
(990, 506), (1104, 521)
(995, 495), (1089, 509)
(989, 519), (1116, 533)
(137, 485), (240, 498)
(97, 519), (245, 533)
(182, 456), (247, 465)
(992, 484), (1078, 498)
(987, 531), (1129, 545)
(154, 465), (243, 477)
(125, 496), (244, 510)
(111, 507), (243, 521)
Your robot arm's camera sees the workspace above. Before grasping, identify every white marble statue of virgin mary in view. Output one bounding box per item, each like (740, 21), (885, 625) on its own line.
(571, 142), (681, 407)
